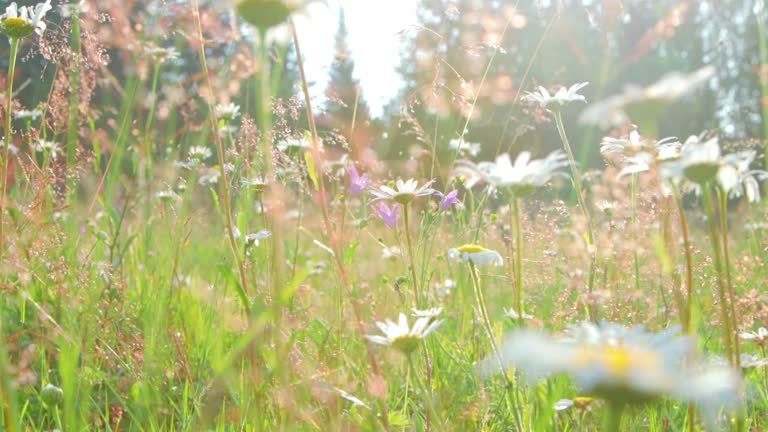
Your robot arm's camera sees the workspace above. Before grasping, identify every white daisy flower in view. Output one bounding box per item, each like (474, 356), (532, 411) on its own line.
(680, 134), (721, 184)
(369, 178), (435, 205)
(188, 145), (212, 160)
(214, 103), (241, 121)
(716, 150), (767, 203)
(365, 312), (443, 355)
(740, 353), (768, 370)
(580, 67), (714, 129)
(482, 322), (743, 416)
(245, 229), (271, 247)
(34, 139), (61, 159)
(740, 327), (768, 344)
(448, 138), (481, 157)
(522, 82), (589, 111)
(447, 244), (503, 267)
(411, 307), (443, 320)
(155, 190), (182, 203)
(13, 108), (42, 121)
(381, 245), (401, 260)
(144, 46), (180, 63)
(502, 307), (533, 321)
(0, 1), (52, 38)
(277, 136), (312, 152)
(454, 151), (568, 196)
(435, 278), (455, 298)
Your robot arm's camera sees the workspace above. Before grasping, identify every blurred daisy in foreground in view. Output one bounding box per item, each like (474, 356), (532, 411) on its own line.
(481, 322), (742, 425)
(580, 66), (714, 129)
(522, 82), (589, 111)
(365, 312), (443, 355)
(454, 151), (568, 195)
(369, 178), (435, 205)
(447, 244), (503, 267)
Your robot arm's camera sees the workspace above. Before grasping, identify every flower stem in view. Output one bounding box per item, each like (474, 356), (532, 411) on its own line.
(553, 110), (596, 319)
(631, 173), (640, 291)
(717, 186), (741, 362)
(603, 402), (625, 432)
(512, 196), (524, 325)
(403, 204), (420, 304)
(468, 262), (506, 379)
(672, 185), (694, 332)
(702, 183), (735, 365)
(0, 37), (19, 259)
(407, 354), (444, 432)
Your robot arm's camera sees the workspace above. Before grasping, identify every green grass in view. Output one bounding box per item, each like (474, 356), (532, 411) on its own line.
(1, 1), (768, 431)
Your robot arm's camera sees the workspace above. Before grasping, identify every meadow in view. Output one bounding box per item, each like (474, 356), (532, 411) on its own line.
(1, 0), (768, 431)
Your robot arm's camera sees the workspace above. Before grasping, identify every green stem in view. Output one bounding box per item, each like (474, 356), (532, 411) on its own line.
(717, 187), (741, 362)
(702, 183), (735, 365)
(554, 110), (596, 320)
(403, 204), (420, 304)
(143, 62), (161, 179)
(631, 173), (640, 291)
(603, 402), (625, 432)
(0, 37), (19, 258)
(672, 185), (694, 333)
(512, 196), (524, 325)
(407, 354), (444, 432)
(468, 262), (506, 380)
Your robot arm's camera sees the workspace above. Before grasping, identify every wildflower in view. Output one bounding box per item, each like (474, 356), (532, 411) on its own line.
(435, 279), (455, 298)
(365, 312), (443, 355)
(411, 307), (443, 320)
(34, 140), (61, 159)
(680, 135), (721, 184)
(740, 327), (768, 345)
(144, 46), (180, 63)
(347, 164), (372, 195)
(502, 307), (533, 321)
(435, 189), (463, 210)
(554, 396), (597, 412)
(448, 138), (481, 157)
(13, 108), (42, 121)
(277, 136), (312, 152)
(447, 244), (503, 267)
(214, 103), (241, 121)
(373, 202), (399, 228)
(219, 124), (239, 137)
(198, 168), (221, 185)
(369, 178), (435, 205)
(241, 176), (269, 192)
(455, 151), (568, 196)
(717, 150), (767, 202)
(245, 229), (271, 247)
(580, 67), (715, 129)
(155, 190), (182, 203)
(0, 1), (52, 39)
(188, 145), (212, 160)
(381, 245), (401, 260)
(522, 82), (589, 111)
(739, 353), (768, 370)
(40, 383), (63, 406)
(482, 322), (742, 414)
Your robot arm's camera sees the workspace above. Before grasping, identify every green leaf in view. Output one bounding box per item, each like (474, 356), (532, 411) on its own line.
(304, 150), (319, 190)
(217, 263), (249, 311)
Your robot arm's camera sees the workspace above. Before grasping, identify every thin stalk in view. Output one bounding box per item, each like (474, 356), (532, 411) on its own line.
(672, 185), (694, 332)
(631, 173), (640, 291)
(407, 354), (444, 432)
(512, 196), (524, 325)
(468, 262), (524, 430)
(717, 187), (741, 362)
(603, 402), (625, 432)
(142, 62), (161, 179)
(702, 183), (734, 365)
(66, 6), (81, 202)
(0, 37), (19, 258)
(191, 1), (250, 314)
(403, 204), (420, 303)
(553, 110), (596, 317)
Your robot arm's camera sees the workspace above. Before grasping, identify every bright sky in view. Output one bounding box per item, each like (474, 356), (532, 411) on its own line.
(293, 0), (418, 118)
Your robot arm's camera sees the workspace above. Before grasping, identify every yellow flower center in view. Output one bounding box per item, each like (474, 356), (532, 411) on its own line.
(456, 244), (488, 253)
(1, 17), (35, 38)
(574, 345), (660, 378)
